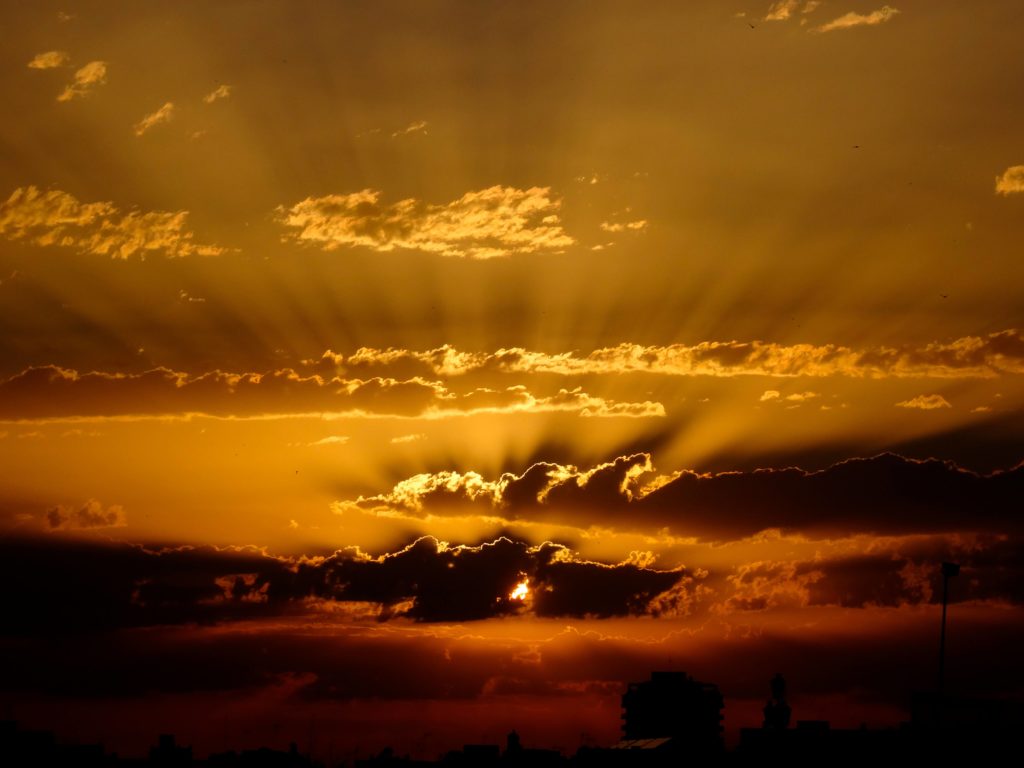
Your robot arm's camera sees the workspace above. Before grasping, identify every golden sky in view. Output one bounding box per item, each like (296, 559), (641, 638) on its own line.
(1, 0), (1023, 760)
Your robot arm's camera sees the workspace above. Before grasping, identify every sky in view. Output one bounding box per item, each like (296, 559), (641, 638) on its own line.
(1, 0), (1023, 760)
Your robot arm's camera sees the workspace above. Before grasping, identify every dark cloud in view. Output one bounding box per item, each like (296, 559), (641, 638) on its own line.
(349, 452), (1024, 541)
(0, 537), (295, 635)
(639, 453), (1024, 540)
(0, 535), (691, 634)
(45, 499), (125, 530)
(4, 527), (1021, 646)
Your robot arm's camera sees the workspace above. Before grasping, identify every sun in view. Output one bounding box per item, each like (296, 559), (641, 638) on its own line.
(509, 578), (529, 602)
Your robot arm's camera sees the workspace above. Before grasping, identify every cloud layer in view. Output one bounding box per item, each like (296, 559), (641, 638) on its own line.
(340, 452), (1024, 541)
(4, 525), (1022, 635)
(278, 186), (574, 259)
(306, 330), (1024, 380)
(0, 365), (663, 421)
(0, 186), (226, 259)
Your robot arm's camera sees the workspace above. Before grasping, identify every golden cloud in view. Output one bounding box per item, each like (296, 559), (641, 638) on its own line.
(0, 186), (227, 259)
(895, 394), (952, 410)
(278, 185), (574, 259)
(765, 1), (801, 22)
(57, 60), (107, 102)
(28, 51), (70, 69)
(995, 165), (1024, 195)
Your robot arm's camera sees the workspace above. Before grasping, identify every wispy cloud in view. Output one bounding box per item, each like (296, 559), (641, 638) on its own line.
(203, 84), (232, 104)
(308, 435), (350, 447)
(760, 390), (819, 405)
(599, 219), (648, 233)
(278, 186), (574, 259)
(816, 5), (900, 33)
(178, 290), (206, 304)
(0, 186), (227, 259)
(391, 120), (428, 138)
(134, 102), (175, 136)
(27, 51), (70, 70)
(57, 60), (107, 102)
(765, 0), (801, 21)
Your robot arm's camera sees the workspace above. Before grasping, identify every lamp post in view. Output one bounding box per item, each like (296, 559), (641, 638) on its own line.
(937, 561), (960, 698)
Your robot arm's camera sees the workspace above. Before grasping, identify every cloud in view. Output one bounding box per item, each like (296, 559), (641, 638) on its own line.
(308, 435), (350, 446)
(391, 120), (428, 138)
(3, 530), (1023, 641)
(995, 165), (1024, 195)
(723, 536), (1024, 611)
(0, 186), (227, 259)
(27, 51), (70, 69)
(0, 364), (663, 421)
(57, 60), (107, 102)
(391, 433), (426, 444)
(46, 499), (125, 530)
(896, 394), (952, 410)
(816, 5), (900, 33)
(203, 84), (232, 104)
(760, 390), (819, 405)
(305, 329), (1024, 380)
(278, 186), (574, 259)
(0, 535), (692, 633)
(599, 219), (648, 233)
(134, 102), (175, 136)
(765, 1), (801, 22)
(178, 289), (206, 303)
(340, 452), (1024, 542)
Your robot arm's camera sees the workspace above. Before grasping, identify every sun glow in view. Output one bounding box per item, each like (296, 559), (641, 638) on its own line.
(510, 578), (530, 602)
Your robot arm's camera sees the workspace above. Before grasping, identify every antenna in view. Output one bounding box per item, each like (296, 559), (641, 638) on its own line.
(937, 561), (960, 700)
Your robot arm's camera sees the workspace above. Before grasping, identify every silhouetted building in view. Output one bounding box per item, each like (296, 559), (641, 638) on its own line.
(501, 730), (561, 767)
(209, 740), (317, 767)
(0, 720), (110, 767)
(762, 673), (791, 730)
(620, 671), (724, 752)
(441, 743), (500, 767)
(150, 734), (191, 766)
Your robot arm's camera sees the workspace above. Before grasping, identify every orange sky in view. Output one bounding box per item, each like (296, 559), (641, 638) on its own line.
(1, 0), (1023, 760)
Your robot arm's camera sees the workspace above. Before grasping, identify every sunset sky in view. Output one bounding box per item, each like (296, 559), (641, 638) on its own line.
(2, 0), (1023, 760)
